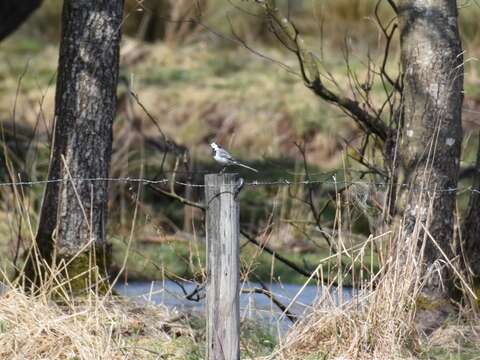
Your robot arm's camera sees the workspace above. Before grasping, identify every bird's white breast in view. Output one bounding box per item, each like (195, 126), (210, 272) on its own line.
(214, 152), (230, 164)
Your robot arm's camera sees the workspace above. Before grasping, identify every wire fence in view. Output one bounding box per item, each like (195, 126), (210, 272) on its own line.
(0, 175), (478, 194)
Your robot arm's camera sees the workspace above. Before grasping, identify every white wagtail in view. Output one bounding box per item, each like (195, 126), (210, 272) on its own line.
(210, 142), (258, 173)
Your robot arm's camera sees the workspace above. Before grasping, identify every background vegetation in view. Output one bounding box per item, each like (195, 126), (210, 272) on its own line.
(1, 0), (480, 358)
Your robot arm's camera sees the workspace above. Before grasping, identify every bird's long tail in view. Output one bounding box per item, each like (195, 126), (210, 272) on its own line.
(234, 161), (258, 173)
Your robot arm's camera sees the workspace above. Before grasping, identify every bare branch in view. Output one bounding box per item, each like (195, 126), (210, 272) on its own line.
(386, 0), (398, 14)
(128, 90), (189, 158)
(254, 0), (391, 141)
(294, 142), (333, 250)
(374, 0), (401, 92)
(149, 184), (206, 211)
(242, 282), (298, 323)
(240, 229), (337, 286)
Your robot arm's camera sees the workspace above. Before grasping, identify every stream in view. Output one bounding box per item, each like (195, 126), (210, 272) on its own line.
(115, 280), (354, 332)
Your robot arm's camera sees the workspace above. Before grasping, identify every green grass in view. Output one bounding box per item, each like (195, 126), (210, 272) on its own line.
(111, 235), (379, 286)
(120, 314), (275, 360)
(423, 345), (480, 360)
(0, 320), (8, 334)
(0, 26), (472, 295)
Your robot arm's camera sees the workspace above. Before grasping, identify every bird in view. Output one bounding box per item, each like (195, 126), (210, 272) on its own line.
(210, 142), (258, 173)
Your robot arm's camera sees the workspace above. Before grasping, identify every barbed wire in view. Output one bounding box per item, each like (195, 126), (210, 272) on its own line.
(0, 175), (478, 194)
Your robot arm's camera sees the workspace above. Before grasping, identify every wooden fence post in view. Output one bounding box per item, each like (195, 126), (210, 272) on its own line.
(205, 173), (240, 360)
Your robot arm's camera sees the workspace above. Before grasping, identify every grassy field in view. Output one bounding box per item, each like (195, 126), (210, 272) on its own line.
(110, 235), (379, 285)
(0, 27), (378, 285)
(2, 29), (478, 285)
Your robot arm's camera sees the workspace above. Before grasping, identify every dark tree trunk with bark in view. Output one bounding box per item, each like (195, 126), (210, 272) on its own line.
(462, 134), (480, 280)
(28, 0), (124, 287)
(0, 0), (42, 41)
(398, 0), (463, 290)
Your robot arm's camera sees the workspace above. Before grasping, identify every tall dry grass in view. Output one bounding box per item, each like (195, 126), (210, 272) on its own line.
(0, 148), (195, 359)
(0, 287), (126, 359)
(0, 264), (194, 359)
(265, 197), (416, 359)
(274, 228), (420, 359)
(263, 177), (479, 359)
(0, 155), (478, 359)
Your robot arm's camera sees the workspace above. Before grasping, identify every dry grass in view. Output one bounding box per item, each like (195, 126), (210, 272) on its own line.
(260, 180), (480, 359)
(0, 277), (197, 359)
(270, 226), (420, 359)
(0, 288), (125, 359)
(0, 197), (478, 360)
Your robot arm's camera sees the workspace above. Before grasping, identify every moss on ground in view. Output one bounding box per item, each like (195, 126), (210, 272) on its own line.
(424, 347), (480, 360)
(416, 295), (450, 312)
(22, 244), (112, 299)
(55, 245), (111, 296)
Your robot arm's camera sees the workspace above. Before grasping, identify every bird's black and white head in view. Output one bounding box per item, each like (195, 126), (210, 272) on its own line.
(210, 142), (220, 155)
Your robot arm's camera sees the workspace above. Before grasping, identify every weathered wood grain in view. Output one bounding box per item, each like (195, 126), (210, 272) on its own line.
(205, 173), (240, 360)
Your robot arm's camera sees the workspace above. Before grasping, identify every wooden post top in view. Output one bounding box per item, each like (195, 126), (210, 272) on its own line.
(205, 173), (239, 184)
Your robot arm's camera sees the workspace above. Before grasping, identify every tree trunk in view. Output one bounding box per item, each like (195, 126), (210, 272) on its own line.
(398, 0), (463, 291)
(28, 0), (124, 289)
(462, 134), (480, 281)
(0, 0), (42, 41)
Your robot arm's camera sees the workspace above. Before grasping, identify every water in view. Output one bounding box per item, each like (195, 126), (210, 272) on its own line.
(115, 280), (353, 332)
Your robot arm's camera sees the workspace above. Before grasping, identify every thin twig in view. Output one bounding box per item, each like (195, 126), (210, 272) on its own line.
(240, 229), (335, 285)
